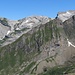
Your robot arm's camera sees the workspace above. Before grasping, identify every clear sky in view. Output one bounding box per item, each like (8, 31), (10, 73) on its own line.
(0, 0), (75, 20)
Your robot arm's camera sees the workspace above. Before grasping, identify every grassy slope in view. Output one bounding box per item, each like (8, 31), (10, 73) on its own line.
(39, 63), (75, 75)
(0, 20), (61, 74)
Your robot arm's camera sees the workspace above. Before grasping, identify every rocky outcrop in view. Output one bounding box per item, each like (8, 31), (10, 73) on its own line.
(0, 17), (18, 40)
(63, 15), (75, 45)
(57, 10), (75, 22)
(0, 16), (50, 46)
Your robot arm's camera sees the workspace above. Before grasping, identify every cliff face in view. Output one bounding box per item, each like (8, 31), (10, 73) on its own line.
(63, 15), (75, 44)
(0, 16), (49, 42)
(40, 16), (75, 75)
(57, 10), (75, 22)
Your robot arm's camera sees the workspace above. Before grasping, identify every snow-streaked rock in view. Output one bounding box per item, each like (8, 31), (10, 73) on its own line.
(0, 16), (50, 46)
(0, 23), (9, 40)
(18, 16), (50, 29)
(57, 10), (75, 22)
(67, 39), (75, 47)
(6, 30), (11, 35)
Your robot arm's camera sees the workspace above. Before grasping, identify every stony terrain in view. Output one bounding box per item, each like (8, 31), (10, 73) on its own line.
(57, 10), (75, 22)
(0, 10), (75, 75)
(0, 16), (50, 46)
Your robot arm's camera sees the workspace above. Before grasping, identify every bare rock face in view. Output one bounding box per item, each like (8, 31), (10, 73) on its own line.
(0, 16), (50, 45)
(0, 17), (18, 40)
(0, 23), (9, 40)
(57, 10), (75, 22)
(63, 15), (75, 45)
(17, 16), (50, 29)
(0, 11), (75, 75)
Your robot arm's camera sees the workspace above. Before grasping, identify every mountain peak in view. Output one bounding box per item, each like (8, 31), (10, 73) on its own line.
(0, 15), (50, 46)
(57, 10), (75, 22)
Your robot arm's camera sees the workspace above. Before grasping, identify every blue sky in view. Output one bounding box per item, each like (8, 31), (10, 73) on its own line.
(0, 0), (75, 20)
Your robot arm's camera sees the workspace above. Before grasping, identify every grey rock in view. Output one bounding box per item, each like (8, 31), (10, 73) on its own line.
(57, 10), (75, 22)
(0, 16), (50, 46)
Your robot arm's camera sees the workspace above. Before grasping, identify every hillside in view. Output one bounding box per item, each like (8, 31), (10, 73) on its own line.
(0, 10), (75, 75)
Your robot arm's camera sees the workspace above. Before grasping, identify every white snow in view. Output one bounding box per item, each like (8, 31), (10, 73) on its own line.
(67, 39), (75, 48)
(16, 28), (20, 30)
(25, 20), (29, 23)
(66, 11), (71, 15)
(7, 30), (11, 35)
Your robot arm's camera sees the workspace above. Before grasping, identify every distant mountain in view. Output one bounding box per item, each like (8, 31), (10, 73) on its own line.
(0, 10), (75, 75)
(57, 10), (75, 22)
(0, 16), (50, 46)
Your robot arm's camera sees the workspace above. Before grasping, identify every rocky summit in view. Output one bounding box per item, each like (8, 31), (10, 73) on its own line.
(57, 10), (75, 22)
(0, 10), (75, 75)
(0, 16), (50, 46)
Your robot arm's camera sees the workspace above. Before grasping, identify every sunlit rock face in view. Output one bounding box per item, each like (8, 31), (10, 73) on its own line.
(0, 16), (50, 37)
(17, 16), (50, 29)
(0, 16), (50, 46)
(0, 18), (18, 40)
(57, 10), (75, 22)
(63, 15), (75, 45)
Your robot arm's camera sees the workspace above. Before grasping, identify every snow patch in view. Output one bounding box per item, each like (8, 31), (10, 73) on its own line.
(25, 20), (29, 23)
(66, 11), (71, 15)
(7, 30), (11, 35)
(16, 28), (20, 30)
(67, 39), (75, 48)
